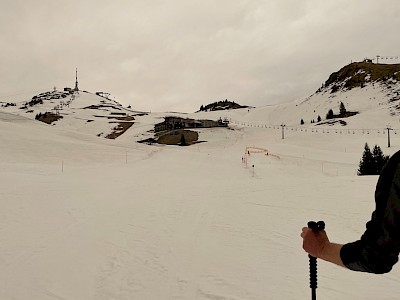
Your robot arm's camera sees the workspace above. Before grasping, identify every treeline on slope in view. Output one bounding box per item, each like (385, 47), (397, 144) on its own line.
(35, 112), (63, 124)
(300, 102), (358, 125)
(199, 99), (248, 112)
(358, 143), (390, 176)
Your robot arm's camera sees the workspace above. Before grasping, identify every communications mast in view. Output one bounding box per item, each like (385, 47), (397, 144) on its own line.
(74, 68), (79, 92)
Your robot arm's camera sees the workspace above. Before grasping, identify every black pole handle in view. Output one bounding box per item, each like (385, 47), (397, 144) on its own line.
(308, 220), (325, 300)
(308, 221), (325, 232)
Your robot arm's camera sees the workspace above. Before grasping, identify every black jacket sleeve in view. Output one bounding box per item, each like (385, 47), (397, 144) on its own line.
(340, 150), (400, 274)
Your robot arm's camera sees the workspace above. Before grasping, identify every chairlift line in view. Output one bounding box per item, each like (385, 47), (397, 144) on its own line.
(232, 119), (400, 137)
(376, 55), (400, 63)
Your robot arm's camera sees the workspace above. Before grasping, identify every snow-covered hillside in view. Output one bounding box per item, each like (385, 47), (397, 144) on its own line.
(2, 64), (400, 299)
(0, 89), (150, 140)
(219, 63), (400, 131)
(2, 62), (400, 143)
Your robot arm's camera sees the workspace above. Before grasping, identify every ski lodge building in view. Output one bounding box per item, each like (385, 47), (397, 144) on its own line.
(155, 116), (229, 133)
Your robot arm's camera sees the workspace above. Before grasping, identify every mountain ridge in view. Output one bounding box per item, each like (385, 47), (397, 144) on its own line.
(2, 61), (400, 139)
(318, 62), (400, 98)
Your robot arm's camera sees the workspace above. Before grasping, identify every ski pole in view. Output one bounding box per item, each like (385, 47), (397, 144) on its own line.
(307, 220), (325, 300)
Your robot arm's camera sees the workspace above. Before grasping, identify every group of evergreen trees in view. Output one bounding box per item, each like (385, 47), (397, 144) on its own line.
(35, 112), (45, 120)
(327, 102), (346, 119)
(300, 115), (321, 125)
(300, 102), (354, 124)
(199, 99), (244, 112)
(358, 143), (390, 175)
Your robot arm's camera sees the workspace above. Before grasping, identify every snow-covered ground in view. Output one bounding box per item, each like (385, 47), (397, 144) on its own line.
(2, 86), (400, 299)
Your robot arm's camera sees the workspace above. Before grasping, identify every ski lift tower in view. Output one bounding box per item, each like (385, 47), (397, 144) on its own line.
(387, 124), (393, 148)
(281, 124), (286, 139)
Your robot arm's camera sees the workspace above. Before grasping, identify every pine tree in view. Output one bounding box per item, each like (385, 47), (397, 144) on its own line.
(326, 109), (334, 119)
(317, 115), (321, 122)
(358, 143), (376, 175)
(372, 145), (389, 174)
(340, 102), (347, 116)
(300, 118), (304, 125)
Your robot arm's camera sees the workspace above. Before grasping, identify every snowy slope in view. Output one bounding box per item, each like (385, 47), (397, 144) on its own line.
(1, 90), (147, 139)
(2, 68), (400, 299)
(197, 63), (400, 132)
(214, 81), (400, 131)
(2, 62), (400, 142)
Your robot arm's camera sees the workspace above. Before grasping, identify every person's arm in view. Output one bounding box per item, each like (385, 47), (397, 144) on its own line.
(302, 151), (400, 273)
(301, 227), (346, 268)
(320, 242), (346, 267)
(340, 152), (400, 274)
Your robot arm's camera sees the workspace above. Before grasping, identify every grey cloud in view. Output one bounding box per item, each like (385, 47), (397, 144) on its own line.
(1, 0), (400, 112)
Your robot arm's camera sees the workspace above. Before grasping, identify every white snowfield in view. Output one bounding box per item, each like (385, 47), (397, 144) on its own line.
(2, 84), (400, 300)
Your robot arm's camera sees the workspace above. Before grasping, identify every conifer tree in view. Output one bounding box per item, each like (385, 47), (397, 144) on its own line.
(326, 109), (334, 119)
(358, 143), (390, 175)
(358, 143), (375, 175)
(340, 102), (347, 116)
(300, 118), (304, 125)
(317, 115), (321, 122)
(372, 145), (389, 174)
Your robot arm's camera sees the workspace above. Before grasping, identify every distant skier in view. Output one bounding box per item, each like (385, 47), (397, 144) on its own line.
(301, 150), (400, 274)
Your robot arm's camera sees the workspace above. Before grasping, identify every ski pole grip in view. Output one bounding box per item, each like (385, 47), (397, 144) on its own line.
(308, 221), (325, 232)
(307, 220), (325, 298)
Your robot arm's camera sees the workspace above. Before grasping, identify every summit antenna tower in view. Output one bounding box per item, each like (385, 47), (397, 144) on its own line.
(74, 68), (79, 92)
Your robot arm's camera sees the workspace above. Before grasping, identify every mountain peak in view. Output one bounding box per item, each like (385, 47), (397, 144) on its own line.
(320, 62), (400, 94)
(198, 99), (248, 112)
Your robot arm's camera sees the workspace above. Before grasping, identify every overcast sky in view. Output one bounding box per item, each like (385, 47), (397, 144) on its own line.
(1, 0), (400, 112)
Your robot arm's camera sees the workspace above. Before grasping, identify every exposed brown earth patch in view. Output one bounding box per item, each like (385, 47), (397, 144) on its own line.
(157, 129), (199, 145)
(105, 122), (134, 139)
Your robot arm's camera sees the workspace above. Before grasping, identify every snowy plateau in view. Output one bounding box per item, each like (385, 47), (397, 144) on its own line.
(2, 63), (400, 299)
